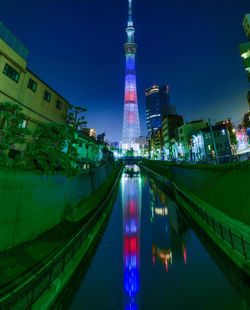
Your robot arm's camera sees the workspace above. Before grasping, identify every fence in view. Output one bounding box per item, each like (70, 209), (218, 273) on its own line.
(0, 167), (122, 310)
(141, 165), (250, 262)
(174, 186), (250, 260)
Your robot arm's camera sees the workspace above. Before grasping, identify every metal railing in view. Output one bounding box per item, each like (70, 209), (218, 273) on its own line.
(0, 167), (122, 310)
(174, 186), (250, 260)
(141, 165), (250, 262)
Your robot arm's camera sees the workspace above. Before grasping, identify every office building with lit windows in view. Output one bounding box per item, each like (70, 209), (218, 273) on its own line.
(145, 85), (175, 138)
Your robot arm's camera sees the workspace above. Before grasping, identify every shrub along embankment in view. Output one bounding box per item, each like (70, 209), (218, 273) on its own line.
(144, 160), (250, 226)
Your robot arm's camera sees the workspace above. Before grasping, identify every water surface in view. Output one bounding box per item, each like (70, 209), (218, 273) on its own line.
(68, 165), (250, 310)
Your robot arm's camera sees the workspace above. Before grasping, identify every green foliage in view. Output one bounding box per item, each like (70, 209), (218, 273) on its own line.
(26, 122), (80, 177)
(0, 102), (88, 177)
(126, 149), (134, 157)
(0, 102), (30, 167)
(67, 105), (87, 130)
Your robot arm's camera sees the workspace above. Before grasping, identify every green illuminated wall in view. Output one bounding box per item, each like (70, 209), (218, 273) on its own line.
(0, 163), (115, 251)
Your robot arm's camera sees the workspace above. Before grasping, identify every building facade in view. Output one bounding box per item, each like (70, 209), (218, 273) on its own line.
(162, 114), (183, 159)
(122, 0), (140, 145)
(145, 85), (175, 137)
(149, 128), (163, 160)
(173, 120), (207, 161)
(0, 21), (69, 152)
(192, 125), (232, 163)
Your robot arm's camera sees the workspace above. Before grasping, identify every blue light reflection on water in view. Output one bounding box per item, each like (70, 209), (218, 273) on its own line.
(69, 165), (249, 310)
(122, 165), (141, 310)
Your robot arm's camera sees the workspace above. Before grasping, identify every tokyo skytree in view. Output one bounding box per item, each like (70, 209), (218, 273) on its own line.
(122, 0), (140, 144)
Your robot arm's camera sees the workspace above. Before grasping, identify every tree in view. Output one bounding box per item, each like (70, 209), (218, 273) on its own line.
(67, 105), (87, 130)
(26, 122), (80, 177)
(0, 102), (30, 167)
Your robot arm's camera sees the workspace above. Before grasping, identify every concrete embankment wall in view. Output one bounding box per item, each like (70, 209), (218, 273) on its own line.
(0, 163), (116, 251)
(142, 160), (250, 275)
(144, 160), (250, 225)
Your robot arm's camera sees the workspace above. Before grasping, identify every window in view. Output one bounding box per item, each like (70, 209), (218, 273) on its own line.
(180, 128), (183, 134)
(27, 78), (37, 92)
(56, 100), (62, 110)
(44, 90), (51, 102)
(2, 63), (20, 83)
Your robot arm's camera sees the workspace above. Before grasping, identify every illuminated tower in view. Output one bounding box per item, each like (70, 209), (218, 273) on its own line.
(122, 0), (140, 144)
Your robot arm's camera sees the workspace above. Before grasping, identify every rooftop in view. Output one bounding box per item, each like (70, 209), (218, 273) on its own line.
(200, 124), (226, 133)
(0, 21), (28, 60)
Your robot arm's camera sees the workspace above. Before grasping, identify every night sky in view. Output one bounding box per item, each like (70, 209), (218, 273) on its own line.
(1, 0), (250, 142)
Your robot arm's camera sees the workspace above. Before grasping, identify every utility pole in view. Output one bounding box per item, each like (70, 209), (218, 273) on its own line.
(208, 118), (218, 164)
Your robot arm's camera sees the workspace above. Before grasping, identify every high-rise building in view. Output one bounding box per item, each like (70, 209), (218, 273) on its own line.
(145, 85), (175, 137)
(122, 0), (140, 145)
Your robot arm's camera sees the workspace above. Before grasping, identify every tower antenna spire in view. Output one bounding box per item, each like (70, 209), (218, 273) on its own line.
(128, 0), (133, 26)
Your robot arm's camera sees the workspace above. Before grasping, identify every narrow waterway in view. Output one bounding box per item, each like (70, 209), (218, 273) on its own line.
(66, 165), (249, 310)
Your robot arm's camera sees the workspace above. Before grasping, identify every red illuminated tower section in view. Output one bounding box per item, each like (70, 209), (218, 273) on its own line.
(122, 0), (140, 144)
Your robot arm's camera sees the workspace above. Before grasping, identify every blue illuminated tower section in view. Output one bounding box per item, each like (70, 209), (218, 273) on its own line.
(122, 0), (140, 144)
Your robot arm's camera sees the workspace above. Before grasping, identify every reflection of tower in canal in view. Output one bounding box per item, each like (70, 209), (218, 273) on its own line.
(122, 165), (141, 310)
(150, 180), (188, 271)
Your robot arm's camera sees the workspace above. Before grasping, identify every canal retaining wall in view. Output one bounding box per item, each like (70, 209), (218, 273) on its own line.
(0, 163), (116, 251)
(143, 160), (250, 225)
(141, 162), (250, 276)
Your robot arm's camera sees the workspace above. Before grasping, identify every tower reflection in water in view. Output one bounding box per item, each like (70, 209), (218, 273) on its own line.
(122, 165), (141, 310)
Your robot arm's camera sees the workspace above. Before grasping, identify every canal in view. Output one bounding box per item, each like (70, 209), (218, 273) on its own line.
(56, 165), (250, 310)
